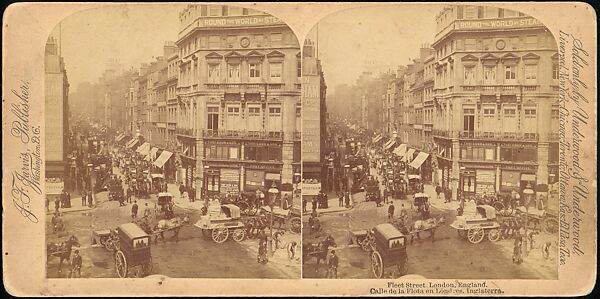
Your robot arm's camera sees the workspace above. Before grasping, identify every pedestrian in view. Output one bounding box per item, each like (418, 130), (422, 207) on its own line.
(46, 197), (50, 212)
(179, 183), (185, 198)
(126, 186), (132, 203)
(189, 186), (196, 202)
(435, 185), (442, 200)
(327, 250), (339, 279)
(65, 191), (72, 208)
(60, 190), (67, 208)
(81, 190), (87, 207)
(68, 249), (82, 278)
(345, 191), (351, 208)
(54, 196), (60, 212)
(338, 191), (344, 207)
(287, 241), (297, 260)
(87, 191), (93, 207)
(388, 201), (395, 221)
(312, 195), (318, 213)
(143, 203), (152, 218)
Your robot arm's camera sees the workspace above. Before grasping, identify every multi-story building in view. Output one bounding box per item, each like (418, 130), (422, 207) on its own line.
(166, 47), (180, 181)
(431, 5), (559, 200)
(45, 36), (71, 194)
(302, 39), (327, 189)
(175, 4), (301, 197)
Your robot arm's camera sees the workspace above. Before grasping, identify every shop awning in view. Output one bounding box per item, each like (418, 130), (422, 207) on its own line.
(265, 173), (281, 180)
(115, 134), (125, 142)
(136, 142), (150, 155)
(521, 174), (536, 181)
(372, 135), (383, 143)
(402, 148), (416, 162)
(409, 152), (430, 169)
(153, 150), (173, 168)
(393, 144), (407, 157)
(384, 139), (396, 150)
(126, 139), (138, 148)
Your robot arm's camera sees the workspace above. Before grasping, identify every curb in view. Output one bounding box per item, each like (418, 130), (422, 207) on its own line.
(46, 206), (96, 216)
(302, 205), (355, 216)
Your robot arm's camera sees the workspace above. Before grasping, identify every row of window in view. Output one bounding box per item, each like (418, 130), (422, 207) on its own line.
(436, 34), (551, 61)
(204, 144), (296, 162)
(181, 32), (294, 57)
(180, 60), (300, 85)
(463, 64), (548, 85)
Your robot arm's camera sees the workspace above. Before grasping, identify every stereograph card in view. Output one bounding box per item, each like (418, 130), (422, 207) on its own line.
(2, 2), (596, 297)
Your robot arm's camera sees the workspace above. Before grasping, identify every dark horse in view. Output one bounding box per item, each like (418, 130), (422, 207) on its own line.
(302, 235), (337, 274)
(47, 235), (80, 273)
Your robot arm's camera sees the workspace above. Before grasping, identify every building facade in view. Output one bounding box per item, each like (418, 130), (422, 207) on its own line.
(175, 4), (301, 196)
(45, 37), (70, 195)
(431, 5), (559, 200)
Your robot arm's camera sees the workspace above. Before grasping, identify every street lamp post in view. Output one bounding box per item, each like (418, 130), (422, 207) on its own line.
(267, 183), (279, 257)
(522, 183), (534, 256)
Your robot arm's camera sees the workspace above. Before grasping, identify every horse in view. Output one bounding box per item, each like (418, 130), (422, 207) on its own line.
(302, 235), (337, 274)
(47, 235), (80, 274)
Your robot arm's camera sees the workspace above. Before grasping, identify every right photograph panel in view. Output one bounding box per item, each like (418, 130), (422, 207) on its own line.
(301, 4), (559, 279)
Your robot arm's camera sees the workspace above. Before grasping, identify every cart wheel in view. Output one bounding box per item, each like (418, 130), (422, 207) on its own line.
(487, 229), (501, 242)
(371, 251), (384, 279)
(232, 228), (246, 242)
(467, 227), (485, 244)
(360, 238), (371, 252)
(289, 217), (301, 234)
(114, 250), (128, 278)
(397, 254), (408, 276)
(201, 229), (212, 240)
(104, 239), (115, 251)
(457, 229), (468, 239)
(141, 256), (153, 276)
(212, 227), (229, 243)
(500, 205), (514, 217)
(543, 217), (559, 234)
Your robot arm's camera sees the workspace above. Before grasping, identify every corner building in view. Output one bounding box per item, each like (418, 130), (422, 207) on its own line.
(175, 5), (301, 196)
(432, 6), (559, 200)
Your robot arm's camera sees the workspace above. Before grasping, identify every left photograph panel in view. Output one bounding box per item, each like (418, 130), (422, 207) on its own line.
(45, 4), (302, 279)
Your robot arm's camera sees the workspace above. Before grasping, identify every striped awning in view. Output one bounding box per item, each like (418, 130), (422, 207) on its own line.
(153, 150), (173, 168)
(383, 139), (396, 150)
(372, 135), (383, 143)
(114, 134), (125, 142)
(409, 152), (430, 169)
(126, 139), (139, 148)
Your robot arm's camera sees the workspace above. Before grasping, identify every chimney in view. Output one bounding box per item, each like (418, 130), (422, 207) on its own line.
(303, 39), (314, 58)
(164, 41), (177, 57)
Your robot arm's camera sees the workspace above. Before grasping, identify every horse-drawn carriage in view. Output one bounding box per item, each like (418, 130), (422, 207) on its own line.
(450, 205), (501, 244)
(370, 223), (408, 278)
(47, 235), (80, 273)
(114, 223), (153, 278)
(302, 235), (337, 274)
(91, 229), (119, 251)
(412, 193), (430, 211)
(157, 192), (175, 219)
(365, 185), (380, 202)
(194, 204), (248, 243)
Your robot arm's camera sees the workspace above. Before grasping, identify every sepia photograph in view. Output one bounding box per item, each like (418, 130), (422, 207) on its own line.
(44, 4), (301, 279)
(2, 2), (596, 296)
(301, 4), (560, 279)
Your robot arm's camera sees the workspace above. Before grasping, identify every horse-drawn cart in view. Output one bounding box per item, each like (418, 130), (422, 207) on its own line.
(194, 204), (247, 243)
(114, 223), (153, 278)
(370, 223), (408, 278)
(450, 205), (501, 244)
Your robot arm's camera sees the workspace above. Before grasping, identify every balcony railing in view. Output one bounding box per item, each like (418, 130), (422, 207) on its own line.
(460, 84), (540, 93)
(202, 130), (284, 140)
(433, 130), (540, 141)
(204, 83), (286, 93)
(459, 131), (539, 141)
(175, 127), (200, 138)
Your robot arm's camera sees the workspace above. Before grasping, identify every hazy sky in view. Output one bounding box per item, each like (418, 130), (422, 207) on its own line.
(306, 5), (442, 93)
(49, 4), (188, 89)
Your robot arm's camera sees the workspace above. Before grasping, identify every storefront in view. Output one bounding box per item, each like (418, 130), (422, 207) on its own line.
(180, 155), (196, 189)
(220, 168), (240, 195)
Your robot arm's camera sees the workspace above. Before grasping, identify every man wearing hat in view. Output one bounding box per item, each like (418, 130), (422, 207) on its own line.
(327, 250), (339, 279)
(69, 249), (82, 278)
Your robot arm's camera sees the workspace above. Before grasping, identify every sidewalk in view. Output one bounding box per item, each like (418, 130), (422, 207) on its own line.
(46, 195), (95, 215)
(303, 194), (354, 216)
(167, 183), (204, 211)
